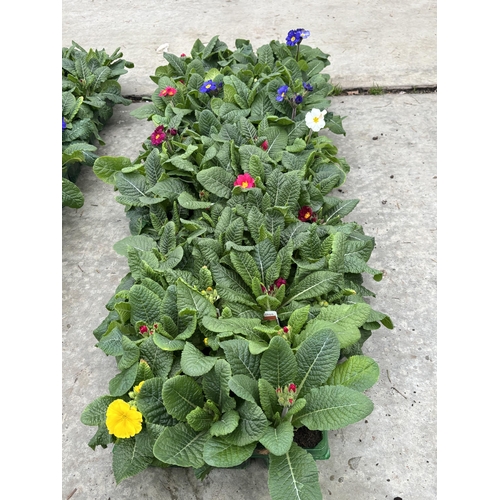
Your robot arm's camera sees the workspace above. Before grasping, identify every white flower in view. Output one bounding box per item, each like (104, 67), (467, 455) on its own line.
(305, 108), (327, 132)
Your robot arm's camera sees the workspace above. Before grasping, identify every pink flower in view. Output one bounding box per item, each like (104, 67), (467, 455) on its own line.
(234, 173), (255, 189)
(288, 383), (296, 392)
(283, 326), (290, 334)
(261, 140), (269, 151)
(139, 325), (149, 334)
(180, 53), (186, 57)
(151, 125), (166, 145)
(159, 86), (177, 97)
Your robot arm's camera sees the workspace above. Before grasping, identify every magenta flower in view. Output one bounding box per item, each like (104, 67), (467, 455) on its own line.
(151, 125), (166, 145)
(261, 140), (269, 151)
(274, 277), (287, 288)
(234, 173), (255, 189)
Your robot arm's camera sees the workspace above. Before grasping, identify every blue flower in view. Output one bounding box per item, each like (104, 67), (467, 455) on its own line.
(62, 118), (67, 130)
(286, 30), (300, 46)
(303, 82), (313, 92)
(295, 95), (303, 104)
(199, 80), (217, 93)
(298, 29), (310, 40)
(276, 85), (289, 102)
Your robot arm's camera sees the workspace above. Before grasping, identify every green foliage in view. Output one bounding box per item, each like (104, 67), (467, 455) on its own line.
(80, 29), (394, 500)
(62, 42), (133, 208)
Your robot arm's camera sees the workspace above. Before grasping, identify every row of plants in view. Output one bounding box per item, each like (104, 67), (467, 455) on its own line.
(62, 41), (134, 209)
(79, 29), (393, 500)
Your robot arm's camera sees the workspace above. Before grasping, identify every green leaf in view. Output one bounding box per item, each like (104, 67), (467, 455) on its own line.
(129, 284), (162, 326)
(258, 378), (280, 420)
(93, 156), (132, 184)
(196, 166), (234, 198)
(203, 359), (236, 414)
(292, 385), (374, 430)
(330, 355), (380, 391)
(229, 251), (260, 287)
(176, 279), (217, 318)
(144, 148), (162, 187)
(109, 363), (139, 396)
(181, 342), (217, 376)
(315, 303), (371, 346)
(118, 336), (140, 370)
(136, 378), (175, 425)
(81, 395), (115, 426)
(112, 434), (153, 484)
(260, 336), (297, 388)
(140, 337), (174, 379)
(203, 436), (255, 467)
(162, 375), (204, 421)
(62, 178), (84, 208)
(113, 235), (158, 256)
(177, 191), (212, 209)
(253, 239), (277, 282)
(259, 421), (294, 456)
(153, 423), (207, 468)
(295, 330), (339, 394)
(268, 443), (322, 500)
(287, 305), (310, 335)
(224, 400), (268, 446)
(228, 374), (259, 403)
(96, 327), (123, 356)
(220, 338), (261, 380)
(209, 409), (240, 437)
(283, 271), (342, 307)
(115, 172), (148, 204)
(187, 406), (215, 432)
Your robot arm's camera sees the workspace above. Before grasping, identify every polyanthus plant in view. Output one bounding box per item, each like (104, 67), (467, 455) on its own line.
(93, 105), (350, 239)
(62, 42), (133, 208)
(82, 29), (393, 500)
(81, 214), (389, 498)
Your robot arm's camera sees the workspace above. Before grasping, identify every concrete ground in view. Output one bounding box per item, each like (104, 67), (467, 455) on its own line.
(62, 2), (437, 499)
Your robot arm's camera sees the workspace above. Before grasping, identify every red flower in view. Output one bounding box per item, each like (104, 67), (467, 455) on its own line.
(261, 140), (269, 151)
(234, 173), (255, 189)
(288, 383), (296, 392)
(159, 86), (177, 97)
(139, 325), (149, 334)
(283, 326), (290, 334)
(151, 125), (166, 145)
(298, 206), (315, 222)
(180, 53), (186, 57)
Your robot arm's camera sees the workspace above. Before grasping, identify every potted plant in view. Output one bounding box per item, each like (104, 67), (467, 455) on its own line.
(62, 42), (134, 208)
(80, 29), (393, 500)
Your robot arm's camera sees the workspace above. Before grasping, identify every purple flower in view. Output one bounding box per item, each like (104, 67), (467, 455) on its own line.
(303, 82), (313, 92)
(276, 85), (289, 102)
(62, 118), (66, 130)
(295, 95), (303, 104)
(199, 80), (218, 93)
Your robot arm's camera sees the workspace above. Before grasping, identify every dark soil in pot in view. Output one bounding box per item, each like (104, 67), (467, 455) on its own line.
(293, 427), (323, 448)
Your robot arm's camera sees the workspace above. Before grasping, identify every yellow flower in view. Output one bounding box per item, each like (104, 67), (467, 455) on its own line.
(133, 381), (145, 394)
(106, 399), (143, 438)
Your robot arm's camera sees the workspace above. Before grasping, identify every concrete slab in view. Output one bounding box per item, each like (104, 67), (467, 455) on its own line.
(62, 93), (436, 499)
(62, 0), (437, 96)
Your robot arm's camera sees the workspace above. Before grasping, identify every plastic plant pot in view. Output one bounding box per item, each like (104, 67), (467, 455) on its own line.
(250, 430), (330, 465)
